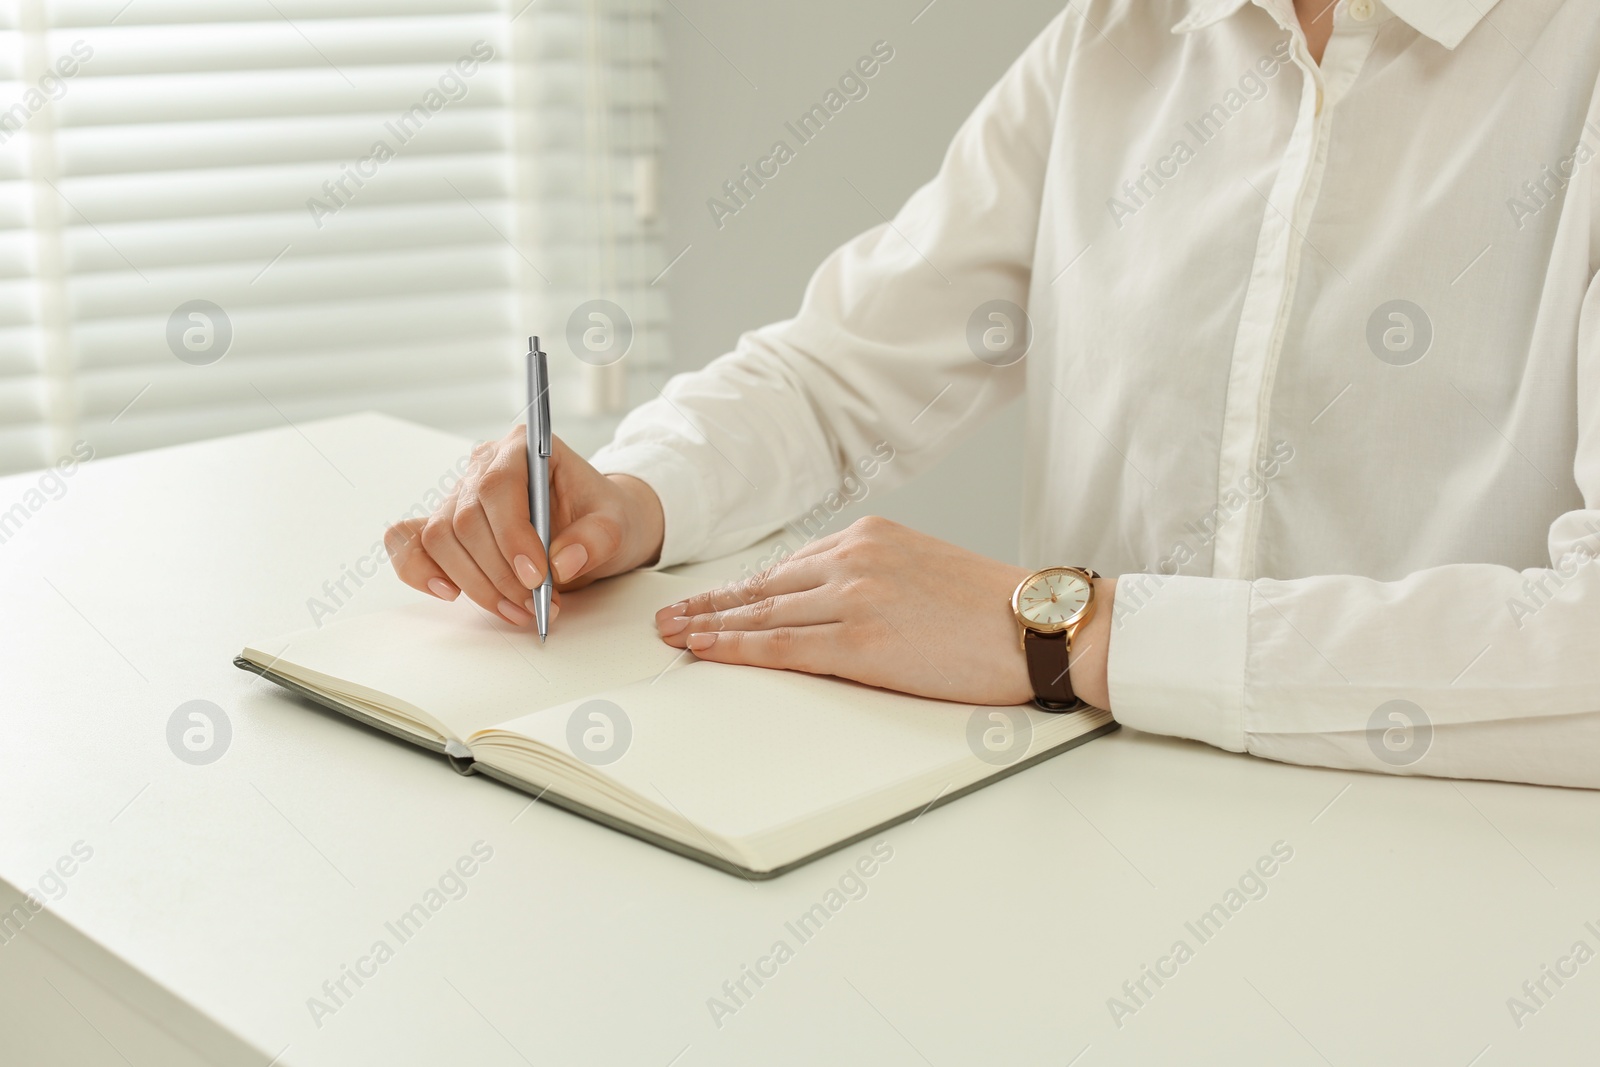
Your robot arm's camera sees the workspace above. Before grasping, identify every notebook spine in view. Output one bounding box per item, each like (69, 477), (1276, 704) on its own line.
(443, 740), (477, 776)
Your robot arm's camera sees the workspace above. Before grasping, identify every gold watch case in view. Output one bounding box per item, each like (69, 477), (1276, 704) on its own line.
(1011, 566), (1099, 648)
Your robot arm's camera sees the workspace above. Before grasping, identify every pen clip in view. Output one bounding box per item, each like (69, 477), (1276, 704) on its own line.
(529, 338), (552, 457)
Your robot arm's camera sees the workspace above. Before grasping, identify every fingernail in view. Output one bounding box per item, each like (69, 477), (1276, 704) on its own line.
(687, 632), (716, 650)
(659, 615), (690, 637)
(513, 554), (541, 589)
(663, 601), (688, 616)
(428, 578), (460, 601)
(524, 598), (560, 620)
(498, 599), (533, 625)
(552, 544), (588, 583)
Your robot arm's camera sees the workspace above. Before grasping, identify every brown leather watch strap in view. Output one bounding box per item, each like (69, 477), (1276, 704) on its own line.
(1023, 630), (1077, 711)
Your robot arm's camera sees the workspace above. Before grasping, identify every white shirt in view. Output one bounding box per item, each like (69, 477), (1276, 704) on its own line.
(592, 0), (1600, 788)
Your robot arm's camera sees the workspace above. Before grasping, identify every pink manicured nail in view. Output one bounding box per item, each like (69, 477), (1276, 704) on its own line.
(687, 632), (716, 650)
(659, 615), (691, 637)
(512, 554), (541, 589)
(552, 543), (588, 583)
(498, 599), (533, 625)
(428, 578), (459, 601)
(663, 601), (688, 615)
(523, 598), (559, 620)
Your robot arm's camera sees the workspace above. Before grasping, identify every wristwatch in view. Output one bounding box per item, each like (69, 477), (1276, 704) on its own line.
(1011, 566), (1099, 711)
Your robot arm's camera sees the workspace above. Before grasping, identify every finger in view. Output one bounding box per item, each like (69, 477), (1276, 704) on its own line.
(683, 624), (843, 674)
(385, 518), (461, 602)
(475, 430), (551, 592)
(721, 531), (841, 582)
(547, 510), (627, 590)
(450, 484), (540, 614)
(655, 555), (830, 627)
(421, 509), (535, 627)
(768, 528), (847, 566)
(659, 588), (842, 644)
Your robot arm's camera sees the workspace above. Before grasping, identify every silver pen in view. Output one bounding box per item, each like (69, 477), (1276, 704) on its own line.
(525, 336), (553, 642)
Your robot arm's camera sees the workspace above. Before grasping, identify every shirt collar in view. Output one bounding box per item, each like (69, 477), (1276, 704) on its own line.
(1172, 0), (1506, 50)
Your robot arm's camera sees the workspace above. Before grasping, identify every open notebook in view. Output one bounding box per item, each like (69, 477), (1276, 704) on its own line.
(235, 565), (1115, 878)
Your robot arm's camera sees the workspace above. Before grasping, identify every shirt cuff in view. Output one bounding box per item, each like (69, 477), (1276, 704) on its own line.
(1105, 573), (1251, 753)
(588, 442), (710, 569)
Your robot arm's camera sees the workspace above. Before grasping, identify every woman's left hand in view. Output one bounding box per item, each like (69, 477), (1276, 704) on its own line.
(655, 516), (1110, 707)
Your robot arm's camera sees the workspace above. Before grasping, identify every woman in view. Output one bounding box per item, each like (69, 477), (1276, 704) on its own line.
(387, 0), (1600, 788)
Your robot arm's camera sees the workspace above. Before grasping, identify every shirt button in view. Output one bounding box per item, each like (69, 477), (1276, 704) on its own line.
(1349, 0), (1375, 21)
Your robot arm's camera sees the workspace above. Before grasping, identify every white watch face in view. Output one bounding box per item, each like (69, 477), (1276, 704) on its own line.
(1018, 571), (1091, 628)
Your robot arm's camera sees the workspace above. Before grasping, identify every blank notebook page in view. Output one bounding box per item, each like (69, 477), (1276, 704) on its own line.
(246, 570), (706, 740)
(493, 661), (1066, 843)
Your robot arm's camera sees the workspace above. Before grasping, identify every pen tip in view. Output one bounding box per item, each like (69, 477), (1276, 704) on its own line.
(529, 335), (539, 351)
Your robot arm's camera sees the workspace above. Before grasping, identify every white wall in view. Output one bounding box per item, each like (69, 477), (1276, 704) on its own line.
(657, 0), (1063, 564)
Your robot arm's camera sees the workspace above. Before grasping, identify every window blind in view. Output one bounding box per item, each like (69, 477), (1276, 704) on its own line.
(0, 0), (666, 476)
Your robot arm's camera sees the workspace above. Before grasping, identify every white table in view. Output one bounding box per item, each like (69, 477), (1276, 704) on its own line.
(2, 413), (1597, 1066)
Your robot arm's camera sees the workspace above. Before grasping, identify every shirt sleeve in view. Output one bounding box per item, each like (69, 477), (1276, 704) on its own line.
(1108, 266), (1600, 790)
(590, 11), (1078, 566)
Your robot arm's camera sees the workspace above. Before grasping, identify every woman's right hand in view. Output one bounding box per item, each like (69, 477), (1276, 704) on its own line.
(384, 426), (665, 627)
